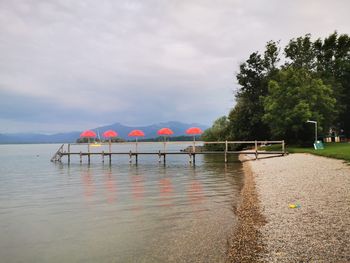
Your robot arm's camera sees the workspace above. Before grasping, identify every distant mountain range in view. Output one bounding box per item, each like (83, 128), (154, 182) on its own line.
(0, 121), (209, 144)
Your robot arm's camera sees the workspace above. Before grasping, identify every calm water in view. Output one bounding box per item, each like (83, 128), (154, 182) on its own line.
(0, 144), (244, 262)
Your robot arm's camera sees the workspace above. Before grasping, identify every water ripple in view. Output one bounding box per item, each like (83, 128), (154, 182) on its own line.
(0, 144), (244, 263)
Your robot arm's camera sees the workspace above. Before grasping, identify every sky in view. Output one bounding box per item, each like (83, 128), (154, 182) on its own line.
(1, 0), (349, 133)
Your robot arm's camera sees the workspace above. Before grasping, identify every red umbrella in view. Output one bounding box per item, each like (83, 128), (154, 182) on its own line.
(157, 128), (173, 152)
(128, 130), (145, 152)
(103, 130), (118, 138)
(128, 130), (145, 137)
(157, 128), (174, 136)
(80, 130), (97, 153)
(80, 130), (97, 138)
(186, 127), (203, 135)
(186, 127), (203, 153)
(103, 130), (118, 153)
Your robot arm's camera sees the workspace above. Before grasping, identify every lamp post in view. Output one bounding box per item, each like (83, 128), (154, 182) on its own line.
(306, 120), (317, 142)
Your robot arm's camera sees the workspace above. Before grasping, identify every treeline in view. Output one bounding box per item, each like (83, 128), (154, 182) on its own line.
(203, 32), (350, 144)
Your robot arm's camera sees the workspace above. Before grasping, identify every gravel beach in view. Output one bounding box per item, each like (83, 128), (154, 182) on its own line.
(241, 153), (350, 262)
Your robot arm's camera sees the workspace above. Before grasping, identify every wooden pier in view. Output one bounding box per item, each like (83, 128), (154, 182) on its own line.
(50, 140), (286, 164)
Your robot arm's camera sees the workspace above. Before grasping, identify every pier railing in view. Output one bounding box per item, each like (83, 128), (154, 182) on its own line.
(50, 140), (286, 164)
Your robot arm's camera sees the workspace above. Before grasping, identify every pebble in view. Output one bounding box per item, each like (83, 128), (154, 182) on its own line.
(248, 153), (350, 262)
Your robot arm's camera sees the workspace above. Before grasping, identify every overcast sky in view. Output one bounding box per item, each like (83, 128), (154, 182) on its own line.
(1, 0), (349, 133)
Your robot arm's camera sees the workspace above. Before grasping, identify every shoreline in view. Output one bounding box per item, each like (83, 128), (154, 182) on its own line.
(228, 154), (267, 262)
(230, 153), (350, 262)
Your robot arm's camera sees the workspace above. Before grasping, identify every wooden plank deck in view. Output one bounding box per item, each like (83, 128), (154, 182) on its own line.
(51, 140), (286, 164)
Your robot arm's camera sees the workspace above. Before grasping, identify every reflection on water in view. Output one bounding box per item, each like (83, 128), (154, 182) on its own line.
(104, 170), (116, 204)
(82, 170), (95, 199)
(0, 144), (244, 263)
(188, 179), (205, 205)
(159, 178), (174, 207)
(131, 175), (145, 201)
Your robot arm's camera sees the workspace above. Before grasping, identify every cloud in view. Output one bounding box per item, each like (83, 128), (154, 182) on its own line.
(0, 0), (349, 132)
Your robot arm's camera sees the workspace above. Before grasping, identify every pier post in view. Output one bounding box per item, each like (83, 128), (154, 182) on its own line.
(189, 153), (192, 164)
(158, 150), (161, 163)
(225, 140), (228, 163)
(129, 151), (132, 164)
(88, 153), (90, 164)
(80, 151), (82, 164)
(282, 140), (285, 156)
(102, 151), (105, 163)
(193, 153), (196, 165)
(135, 153), (138, 164)
(68, 144), (70, 164)
(163, 153), (166, 164)
(109, 153), (111, 165)
(255, 140), (258, 160)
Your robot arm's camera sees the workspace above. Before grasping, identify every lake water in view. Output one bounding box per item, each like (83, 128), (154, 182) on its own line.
(0, 144), (244, 262)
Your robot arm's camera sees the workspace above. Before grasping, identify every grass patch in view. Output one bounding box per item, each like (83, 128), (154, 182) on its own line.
(263, 142), (350, 162)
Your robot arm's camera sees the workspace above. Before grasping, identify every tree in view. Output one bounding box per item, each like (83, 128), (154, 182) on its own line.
(228, 96), (269, 140)
(313, 32), (350, 136)
(228, 41), (280, 140)
(205, 32), (349, 143)
(263, 68), (337, 143)
(286, 32), (350, 136)
(284, 34), (316, 70)
(202, 116), (230, 142)
(202, 116), (238, 150)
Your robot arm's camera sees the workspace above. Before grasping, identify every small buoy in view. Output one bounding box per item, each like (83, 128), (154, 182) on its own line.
(289, 203), (301, 209)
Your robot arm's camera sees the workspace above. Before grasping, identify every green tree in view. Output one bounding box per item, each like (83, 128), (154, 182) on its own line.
(284, 34), (316, 70)
(228, 40), (280, 140)
(202, 116), (230, 141)
(202, 116), (231, 150)
(228, 97), (266, 140)
(314, 32), (350, 136)
(206, 32), (350, 143)
(286, 32), (350, 136)
(263, 68), (337, 143)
